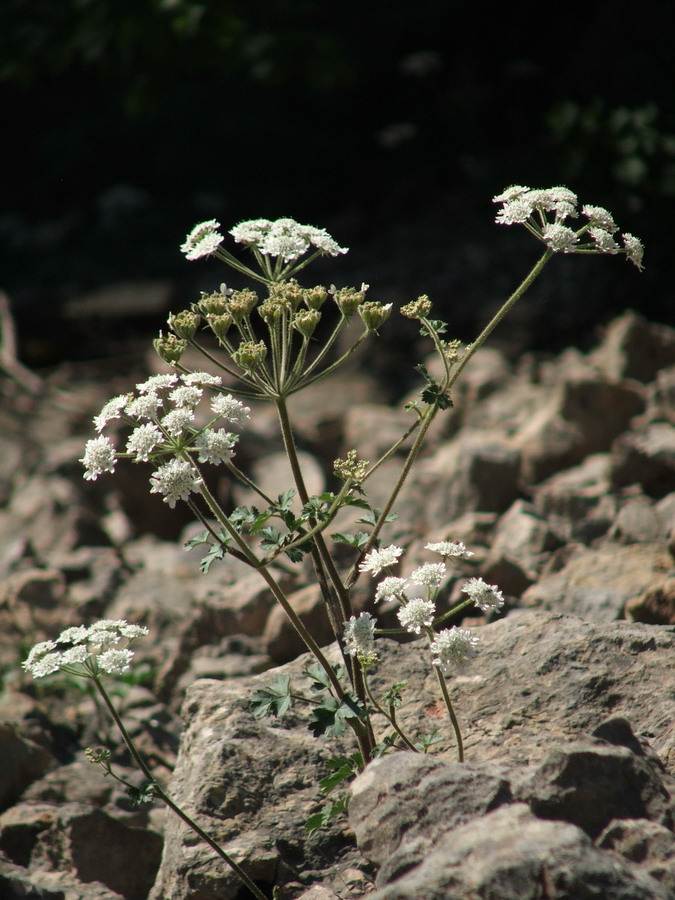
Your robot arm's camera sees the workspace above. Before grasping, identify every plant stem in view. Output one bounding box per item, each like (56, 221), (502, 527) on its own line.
(431, 665), (464, 762)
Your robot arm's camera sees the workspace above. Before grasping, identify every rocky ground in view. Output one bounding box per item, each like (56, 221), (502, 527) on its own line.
(1, 305), (675, 899)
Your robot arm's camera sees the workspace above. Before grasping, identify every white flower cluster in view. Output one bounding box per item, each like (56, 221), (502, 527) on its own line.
(492, 186), (644, 269)
(343, 612), (377, 663)
(430, 627), (479, 672)
(230, 218), (348, 263)
(180, 220), (225, 260)
(23, 619), (149, 679)
(351, 539), (500, 674)
(81, 372), (250, 508)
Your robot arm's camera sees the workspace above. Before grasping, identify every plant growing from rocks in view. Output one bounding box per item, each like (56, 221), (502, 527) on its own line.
(24, 189), (644, 894)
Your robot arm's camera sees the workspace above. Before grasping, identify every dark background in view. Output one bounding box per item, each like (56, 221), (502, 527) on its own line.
(1, 0), (673, 368)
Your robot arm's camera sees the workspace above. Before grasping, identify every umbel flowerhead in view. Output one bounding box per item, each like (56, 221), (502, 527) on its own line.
(81, 372), (250, 508)
(23, 620), (149, 680)
(493, 186), (644, 269)
(180, 216), (348, 285)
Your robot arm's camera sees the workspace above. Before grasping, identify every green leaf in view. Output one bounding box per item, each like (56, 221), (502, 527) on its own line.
(259, 526), (284, 549)
(127, 780), (156, 807)
(183, 530), (210, 550)
(275, 489), (296, 511)
(304, 793), (349, 836)
(199, 542), (228, 575)
(304, 662), (345, 693)
(309, 695), (364, 738)
(355, 508), (399, 527)
(419, 318), (448, 336)
(382, 681), (408, 709)
(331, 531), (370, 549)
(370, 732), (399, 758)
(250, 675), (293, 718)
(318, 752), (363, 794)
(414, 730), (444, 753)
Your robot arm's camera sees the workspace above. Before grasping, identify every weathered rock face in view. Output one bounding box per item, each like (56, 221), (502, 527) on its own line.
(1, 308), (674, 899)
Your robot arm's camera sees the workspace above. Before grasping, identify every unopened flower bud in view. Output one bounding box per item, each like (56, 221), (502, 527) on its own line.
(359, 301), (392, 333)
(334, 286), (367, 316)
(228, 289), (258, 322)
(207, 313), (233, 341)
(304, 286), (328, 310)
(85, 746), (111, 766)
(271, 280), (303, 310)
(198, 291), (229, 316)
(293, 308), (321, 337)
(232, 340), (267, 372)
(258, 298), (286, 325)
(334, 449), (369, 482)
(154, 332), (187, 364)
(169, 310), (201, 340)
(401, 295), (432, 319)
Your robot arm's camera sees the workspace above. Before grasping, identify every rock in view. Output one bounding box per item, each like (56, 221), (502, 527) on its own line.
(0, 724), (53, 812)
(264, 584), (335, 664)
(482, 499), (563, 594)
(513, 376), (645, 485)
(397, 429), (521, 536)
(588, 310), (675, 384)
(517, 738), (674, 839)
(356, 802), (669, 899)
(533, 453), (613, 541)
(598, 819), (675, 895)
(0, 802), (162, 900)
(608, 493), (665, 544)
(349, 754), (512, 878)
(520, 543), (673, 621)
(627, 578), (675, 625)
(611, 423), (675, 498)
(148, 647), (371, 900)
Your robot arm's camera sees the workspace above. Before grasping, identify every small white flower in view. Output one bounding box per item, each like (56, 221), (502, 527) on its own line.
(359, 545), (404, 577)
(59, 645), (90, 667)
(462, 577), (505, 613)
(589, 227), (620, 254)
(397, 597), (436, 634)
(182, 372), (223, 387)
(410, 562), (446, 588)
(81, 436), (117, 481)
(97, 648), (134, 674)
(582, 204), (618, 233)
(210, 394), (251, 425)
(125, 392), (162, 420)
(136, 374), (178, 394)
(430, 627), (479, 672)
(542, 223), (579, 253)
(169, 385), (203, 408)
(622, 232), (644, 270)
(343, 612), (377, 661)
(23, 651), (63, 678)
(57, 626), (90, 645)
(425, 540), (474, 560)
(230, 217), (347, 262)
(375, 576), (409, 604)
(495, 196), (535, 225)
(492, 185), (530, 204)
(149, 458), (202, 508)
(93, 395), (129, 432)
(22, 640), (56, 673)
(194, 428), (238, 465)
(126, 423), (163, 461)
(180, 220), (224, 260)
(160, 407), (195, 437)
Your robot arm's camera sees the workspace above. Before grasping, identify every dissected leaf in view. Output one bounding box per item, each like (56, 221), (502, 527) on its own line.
(250, 675), (293, 718)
